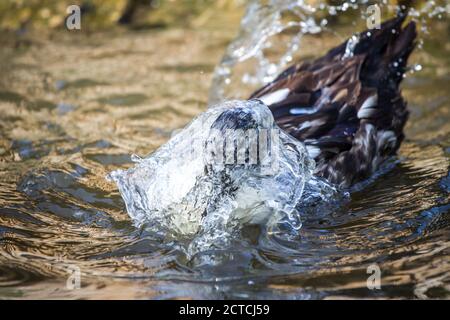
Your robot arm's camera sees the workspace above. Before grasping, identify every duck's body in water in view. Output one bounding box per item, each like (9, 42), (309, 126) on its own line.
(250, 16), (417, 188)
(109, 17), (417, 254)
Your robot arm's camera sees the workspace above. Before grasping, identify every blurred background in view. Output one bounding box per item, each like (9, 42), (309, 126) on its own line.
(0, 0), (447, 30)
(0, 0), (244, 30)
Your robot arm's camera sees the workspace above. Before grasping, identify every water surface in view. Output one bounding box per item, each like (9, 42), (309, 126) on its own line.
(0, 10), (449, 299)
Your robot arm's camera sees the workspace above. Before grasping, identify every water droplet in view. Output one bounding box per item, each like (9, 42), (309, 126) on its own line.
(342, 35), (360, 60)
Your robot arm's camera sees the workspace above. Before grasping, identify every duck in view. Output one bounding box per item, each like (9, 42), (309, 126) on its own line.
(110, 16), (418, 241)
(248, 15), (417, 188)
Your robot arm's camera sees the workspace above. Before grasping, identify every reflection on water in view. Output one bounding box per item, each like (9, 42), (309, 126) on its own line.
(0, 7), (449, 299)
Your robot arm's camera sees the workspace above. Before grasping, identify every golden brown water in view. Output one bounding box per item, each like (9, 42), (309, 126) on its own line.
(0, 11), (449, 299)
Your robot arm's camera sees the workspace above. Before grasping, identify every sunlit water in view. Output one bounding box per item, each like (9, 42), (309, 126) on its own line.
(0, 2), (449, 299)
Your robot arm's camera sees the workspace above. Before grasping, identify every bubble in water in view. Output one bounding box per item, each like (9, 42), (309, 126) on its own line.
(208, 0), (329, 105)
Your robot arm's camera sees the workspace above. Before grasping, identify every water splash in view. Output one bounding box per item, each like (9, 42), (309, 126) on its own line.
(208, 0), (325, 105)
(108, 100), (337, 256)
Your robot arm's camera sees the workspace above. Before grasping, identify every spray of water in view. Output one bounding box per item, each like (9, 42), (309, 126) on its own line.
(208, 0), (446, 105)
(108, 100), (337, 256)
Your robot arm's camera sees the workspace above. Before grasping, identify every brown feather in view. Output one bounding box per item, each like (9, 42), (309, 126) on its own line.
(250, 16), (417, 188)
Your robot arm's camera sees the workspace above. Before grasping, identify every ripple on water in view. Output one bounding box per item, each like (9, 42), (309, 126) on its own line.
(0, 5), (448, 299)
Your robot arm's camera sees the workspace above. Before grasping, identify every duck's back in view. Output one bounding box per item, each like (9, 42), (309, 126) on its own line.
(250, 16), (417, 188)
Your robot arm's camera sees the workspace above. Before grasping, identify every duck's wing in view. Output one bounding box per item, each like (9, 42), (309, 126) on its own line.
(250, 16), (417, 188)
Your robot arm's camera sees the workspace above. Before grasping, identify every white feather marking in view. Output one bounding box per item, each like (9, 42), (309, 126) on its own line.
(298, 119), (325, 132)
(297, 121), (311, 131)
(357, 107), (375, 119)
(357, 95), (378, 119)
(310, 119), (325, 127)
(258, 88), (290, 106)
(290, 106), (319, 115)
(377, 130), (397, 149)
(306, 145), (321, 158)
